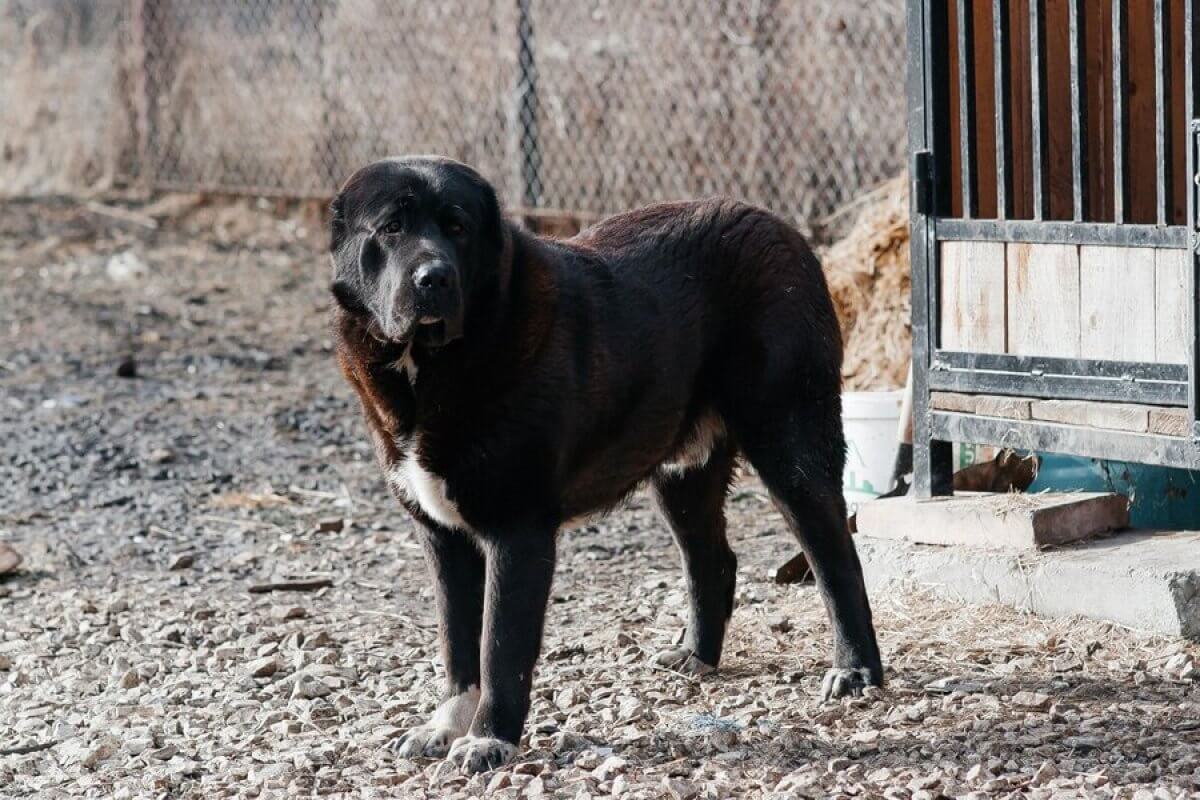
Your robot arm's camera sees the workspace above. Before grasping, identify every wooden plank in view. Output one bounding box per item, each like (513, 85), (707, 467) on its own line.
(940, 241), (1007, 353)
(972, 0), (999, 220)
(1079, 245), (1156, 361)
(1149, 407), (1190, 436)
(1030, 399), (1152, 432)
(1128, 0), (1158, 223)
(931, 392), (979, 413)
(975, 396), (1033, 419)
(1006, 242), (1080, 357)
(1155, 248), (1189, 363)
(1044, 0), (1076, 220)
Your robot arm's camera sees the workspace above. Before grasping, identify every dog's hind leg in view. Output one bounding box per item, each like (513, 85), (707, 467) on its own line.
(649, 439), (737, 676)
(393, 524), (485, 759)
(733, 398), (883, 699)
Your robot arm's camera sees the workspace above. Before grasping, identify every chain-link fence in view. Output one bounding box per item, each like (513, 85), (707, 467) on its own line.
(1, 0), (907, 229)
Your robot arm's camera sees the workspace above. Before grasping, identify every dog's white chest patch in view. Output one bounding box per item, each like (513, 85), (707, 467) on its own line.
(387, 442), (468, 531)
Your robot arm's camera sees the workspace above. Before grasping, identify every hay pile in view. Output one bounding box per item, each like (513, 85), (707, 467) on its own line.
(821, 175), (912, 391)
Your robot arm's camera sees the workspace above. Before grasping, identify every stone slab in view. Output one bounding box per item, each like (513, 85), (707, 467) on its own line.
(856, 492), (1129, 551)
(856, 529), (1200, 639)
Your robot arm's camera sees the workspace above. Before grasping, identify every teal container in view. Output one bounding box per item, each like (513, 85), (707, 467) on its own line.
(1027, 453), (1200, 530)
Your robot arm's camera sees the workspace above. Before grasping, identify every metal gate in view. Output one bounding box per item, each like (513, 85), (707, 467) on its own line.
(906, 0), (1200, 496)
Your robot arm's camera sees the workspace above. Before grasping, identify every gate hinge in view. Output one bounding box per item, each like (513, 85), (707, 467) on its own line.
(912, 150), (934, 216)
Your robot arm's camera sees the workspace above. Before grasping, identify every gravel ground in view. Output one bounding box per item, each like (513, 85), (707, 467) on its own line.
(2, 197), (1199, 800)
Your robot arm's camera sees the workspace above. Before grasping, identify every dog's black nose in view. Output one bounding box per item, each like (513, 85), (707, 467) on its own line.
(413, 261), (455, 291)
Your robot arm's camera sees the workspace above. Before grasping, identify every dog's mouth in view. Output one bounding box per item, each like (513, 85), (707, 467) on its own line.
(414, 317), (462, 348)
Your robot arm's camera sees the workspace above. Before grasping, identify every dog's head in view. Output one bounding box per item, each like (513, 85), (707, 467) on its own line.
(329, 156), (505, 348)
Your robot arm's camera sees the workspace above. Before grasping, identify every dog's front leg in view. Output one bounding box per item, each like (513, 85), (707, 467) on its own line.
(393, 525), (485, 759)
(447, 532), (556, 774)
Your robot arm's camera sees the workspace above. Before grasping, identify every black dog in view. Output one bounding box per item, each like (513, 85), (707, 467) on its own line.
(329, 156), (882, 773)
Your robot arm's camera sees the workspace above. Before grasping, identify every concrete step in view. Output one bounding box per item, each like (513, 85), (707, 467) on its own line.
(856, 491), (1129, 551)
(856, 529), (1200, 638)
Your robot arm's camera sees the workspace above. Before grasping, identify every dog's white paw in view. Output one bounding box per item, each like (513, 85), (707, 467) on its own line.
(391, 687), (480, 759)
(392, 723), (460, 759)
(652, 647), (716, 677)
(446, 734), (517, 774)
(820, 666), (875, 700)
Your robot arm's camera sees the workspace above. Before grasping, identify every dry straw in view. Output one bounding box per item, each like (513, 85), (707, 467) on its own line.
(821, 175), (911, 391)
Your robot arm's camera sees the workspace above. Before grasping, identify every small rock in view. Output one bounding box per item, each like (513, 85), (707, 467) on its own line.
(827, 757), (852, 774)
(663, 776), (698, 800)
(591, 755), (627, 782)
(125, 736), (153, 756)
(291, 674), (331, 699)
(1031, 761), (1058, 786)
(272, 605), (307, 621)
(116, 357), (138, 378)
(66, 737), (120, 769)
(0, 543), (22, 576)
(317, 518), (345, 533)
(150, 744), (178, 760)
(512, 761), (544, 776)
(768, 615), (792, 633)
(118, 668), (141, 689)
(106, 251), (148, 282)
(1011, 691), (1051, 711)
(248, 656), (279, 678)
(0, 654), (11, 671)
(148, 448), (176, 464)
(167, 553), (195, 571)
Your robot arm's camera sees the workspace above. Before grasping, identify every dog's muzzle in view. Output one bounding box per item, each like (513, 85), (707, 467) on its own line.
(412, 261), (463, 347)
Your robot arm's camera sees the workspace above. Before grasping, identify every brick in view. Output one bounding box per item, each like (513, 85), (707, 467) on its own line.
(974, 396), (1032, 420)
(1030, 400), (1150, 433)
(1149, 408), (1190, 437)
(930, 392), (978, 413)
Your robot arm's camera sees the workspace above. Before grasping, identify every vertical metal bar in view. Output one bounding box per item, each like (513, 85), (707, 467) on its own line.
(1155, 0), (1173, 226)
(957, 0), (977, 218)
(515, 0), (541, 213)
(1030, 0), (1049, 220)
(1069, 0), (1088, 221)
(1187, 0), (1200, 437)
(994, 0), (1013, 219)
(910, 0), (954, 498)
(1113, 0), (1128, 223)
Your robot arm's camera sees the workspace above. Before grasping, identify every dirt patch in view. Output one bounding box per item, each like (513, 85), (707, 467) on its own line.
(1, 197), (1198, 798)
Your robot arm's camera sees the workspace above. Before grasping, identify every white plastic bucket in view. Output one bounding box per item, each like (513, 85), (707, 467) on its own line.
(842, 390), (904, 513)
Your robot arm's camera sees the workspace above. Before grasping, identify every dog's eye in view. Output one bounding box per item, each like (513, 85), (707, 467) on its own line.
(443, 218), (465, 237)
(398, 194), (416, 210)
(381, 220), (402, 235)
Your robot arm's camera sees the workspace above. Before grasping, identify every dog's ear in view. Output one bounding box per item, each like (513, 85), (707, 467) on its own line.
(479, 179), (505, 254)
(329, 193), (347, 253)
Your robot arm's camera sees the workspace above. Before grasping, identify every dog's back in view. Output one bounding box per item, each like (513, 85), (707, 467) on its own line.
(538, 198), (846, 514)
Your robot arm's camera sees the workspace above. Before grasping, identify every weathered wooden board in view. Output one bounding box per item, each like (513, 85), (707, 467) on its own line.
(1155, 248), (1189, 364)
(1079, 245), (1156, 362)
(940, 241), (1006, 353)
(1006, 243), (1080, 358)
